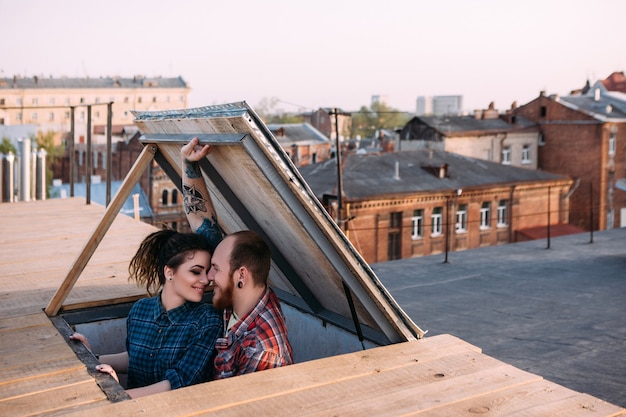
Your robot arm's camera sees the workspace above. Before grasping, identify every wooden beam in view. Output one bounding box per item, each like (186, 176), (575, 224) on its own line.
(45, 145), (156, 316)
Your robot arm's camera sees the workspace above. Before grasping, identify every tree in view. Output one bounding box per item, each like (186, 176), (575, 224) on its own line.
(0, 138), (16, 154)
(254, 97), (304, 124)
(350, 102), (411, 139)
(35, 131), (64, 197)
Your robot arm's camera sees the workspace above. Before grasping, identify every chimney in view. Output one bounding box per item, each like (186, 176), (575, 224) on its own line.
(393, 161), (400, 180)
(438, 163), (448, 179)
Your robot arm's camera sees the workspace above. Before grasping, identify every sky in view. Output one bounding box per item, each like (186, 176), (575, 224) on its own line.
(1, 0), (624, 115)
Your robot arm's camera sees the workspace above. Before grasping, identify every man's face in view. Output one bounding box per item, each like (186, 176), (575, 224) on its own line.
(208, 236), (235, 310)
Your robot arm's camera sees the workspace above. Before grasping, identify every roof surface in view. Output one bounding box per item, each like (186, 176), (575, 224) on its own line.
(416, 114), (537, 136)
(0, 76), (188, 89)
(267, 122), (330, 145)
(372, 227), (626, 408)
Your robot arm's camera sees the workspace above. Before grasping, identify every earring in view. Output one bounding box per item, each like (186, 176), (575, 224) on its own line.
(237, 281), (243, 289)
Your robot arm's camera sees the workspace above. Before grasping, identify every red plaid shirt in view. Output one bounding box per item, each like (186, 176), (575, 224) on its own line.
(213, 287), (293, 379)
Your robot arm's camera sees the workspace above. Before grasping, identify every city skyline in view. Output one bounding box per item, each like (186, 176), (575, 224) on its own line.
(1, 0), (624, 114)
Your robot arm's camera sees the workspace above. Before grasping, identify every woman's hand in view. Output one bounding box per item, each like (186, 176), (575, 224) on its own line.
(181, 137), (213, 162)
(69, 332), (92, 351)
(95, 363), (120, 383)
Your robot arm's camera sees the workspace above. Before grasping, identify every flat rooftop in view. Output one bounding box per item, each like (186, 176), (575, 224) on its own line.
(373, 227), (626, 408)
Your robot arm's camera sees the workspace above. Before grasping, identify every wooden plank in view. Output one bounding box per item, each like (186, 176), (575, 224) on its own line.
(413, 380), (626, 417)
(0, 368), (93, 400)
(46, 145), (156, 316)
(0, 379), (106, 417)
(58, 336), (486, 417)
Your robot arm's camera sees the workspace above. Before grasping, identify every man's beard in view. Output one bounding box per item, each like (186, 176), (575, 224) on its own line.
(213, 276), (234, 310)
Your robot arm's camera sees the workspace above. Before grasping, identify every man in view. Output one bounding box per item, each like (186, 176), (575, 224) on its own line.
(181, 137), (294, 379)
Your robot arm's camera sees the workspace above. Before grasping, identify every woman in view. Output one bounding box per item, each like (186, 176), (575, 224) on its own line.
(71, 230), (222, 398)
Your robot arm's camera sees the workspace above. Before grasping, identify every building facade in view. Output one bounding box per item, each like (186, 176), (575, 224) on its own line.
(0, 75), (190, 143)
(398, 103), (540, 170)
(268, 123), (333, 167)
(513, 89), (626, 230)
(299, 150), (574, 263)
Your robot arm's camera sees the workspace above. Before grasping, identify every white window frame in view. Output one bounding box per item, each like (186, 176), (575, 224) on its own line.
(456, 204), (467, 233)
(431, 207), (443, 236)
(501, 147), (511, 165)
(480, 202), (491, 230)
(521, 145), (531, 164)
(497, 200), (508, 227)
(411, 209), (423, 240)
(609, 133), (616, 156)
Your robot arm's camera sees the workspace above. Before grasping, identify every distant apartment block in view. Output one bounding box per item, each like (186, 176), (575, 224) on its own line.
(0, 75), (190, 143)
(416, 95), (463, 116)
(371, 95), (389, 107)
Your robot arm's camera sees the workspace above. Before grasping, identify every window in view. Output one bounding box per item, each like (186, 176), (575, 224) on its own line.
(161, 189), (169, 206)
(65, 111), (70, 120)
(501, 147), (511, 165)
(411, 209), (423, 240)
(456, 204), (467, 232)
(124, 97), (129, 103)
(540, 106), (547, 117)
(16, 98), (23, 106)
(80, 97), (85, 104)
(171, 189), (179, 205)
(522, 145), (531, 164)
(16, 112), (22, 121)
(49, 112), (54, 121)
(431, 207), (443, 236)
(389, 212), (402, 229)
(387, 231), (401, 261)
(49, 97), (55, 105)
(0, 118), (4, 125)
(95, 97), (101, 104)
(480, 202), (491, 229)
(538, 133), (545, 146)
(32, 97), (38, 105)
(0, 98), (5, 105)
(32, 112), (38, 120)
(152, 97), (157, 103)
(138, 97), (143, 103)
(498, 200), (508, 227)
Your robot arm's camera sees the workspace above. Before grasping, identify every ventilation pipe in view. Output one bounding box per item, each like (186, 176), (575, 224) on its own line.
(393, 161), (400, 180)
(18, 138), (31, 202)
(2, 152), (15, 202)
(36, 148), (47, 200)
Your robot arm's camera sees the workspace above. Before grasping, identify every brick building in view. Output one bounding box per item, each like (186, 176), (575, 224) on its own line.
(268, 123), (333, 167)
(299, 150), (574, 263)
(513, 89), (626, 230)
(301, 107), (352, 141)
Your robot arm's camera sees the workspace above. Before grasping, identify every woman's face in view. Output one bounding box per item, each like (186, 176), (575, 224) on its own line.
(165, 250), (211, 307)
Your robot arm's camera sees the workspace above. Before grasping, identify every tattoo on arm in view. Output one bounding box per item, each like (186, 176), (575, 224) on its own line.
(197, 216), (224, 251)
(183, 184), (208, 215)
(184, 160), (203, 179)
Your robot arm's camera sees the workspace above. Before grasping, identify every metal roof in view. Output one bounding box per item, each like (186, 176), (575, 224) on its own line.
(299, 149), (568, 200)
(49, 180), (153, 218)
(266, 122), (330, 145)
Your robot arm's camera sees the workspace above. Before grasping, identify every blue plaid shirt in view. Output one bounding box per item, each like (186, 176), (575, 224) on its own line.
(126, 295), (222, 389)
